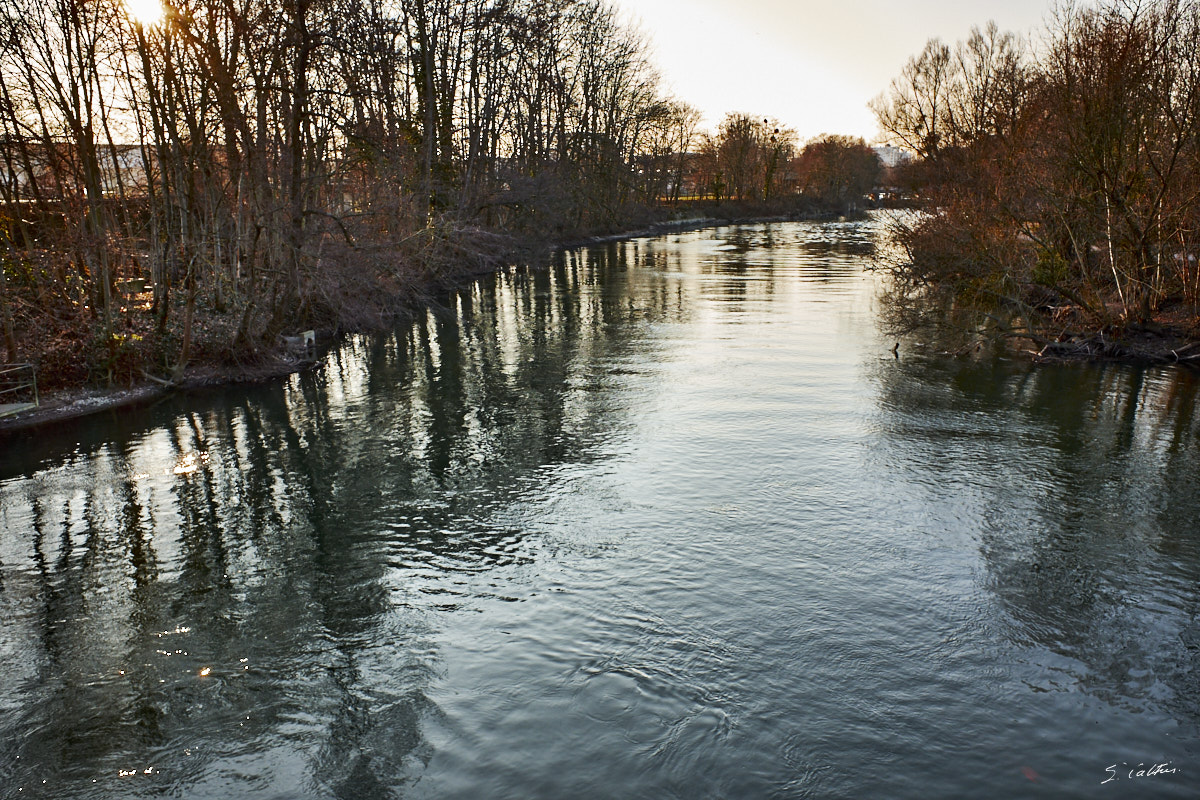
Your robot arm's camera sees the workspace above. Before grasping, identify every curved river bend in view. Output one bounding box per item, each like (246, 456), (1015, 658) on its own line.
(1, 218), (1198, 798)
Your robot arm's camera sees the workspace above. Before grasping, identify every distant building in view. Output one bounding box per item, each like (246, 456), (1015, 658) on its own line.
(0, 139), (151, 201)
(872, 145), (913, 169)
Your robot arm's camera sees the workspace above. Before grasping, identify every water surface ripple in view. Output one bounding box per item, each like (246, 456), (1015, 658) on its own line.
(1, 219), (1198, 798)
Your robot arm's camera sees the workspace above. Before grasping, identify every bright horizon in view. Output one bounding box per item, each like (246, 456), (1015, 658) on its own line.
(613, 0), (1053, 144)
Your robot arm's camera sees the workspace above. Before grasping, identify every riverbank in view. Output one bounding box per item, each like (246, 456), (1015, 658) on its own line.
(1030, 323), (1200, 366)
(878, 213), (1200, 370)
(903, 307), (1200, 370)
(0, 202), (835, 438)
(948, 302), (1200, 368)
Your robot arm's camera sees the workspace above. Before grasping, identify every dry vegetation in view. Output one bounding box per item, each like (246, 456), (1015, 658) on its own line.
(874, 0), (1200, 363)
(0, 0), (706, 389)
(0, 0), (889, 393)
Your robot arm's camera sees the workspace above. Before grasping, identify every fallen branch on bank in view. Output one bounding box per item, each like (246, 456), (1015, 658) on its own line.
(140, 370), (178, 388)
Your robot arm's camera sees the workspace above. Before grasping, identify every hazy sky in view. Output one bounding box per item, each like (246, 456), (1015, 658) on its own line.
(612, 0), (1053, 143)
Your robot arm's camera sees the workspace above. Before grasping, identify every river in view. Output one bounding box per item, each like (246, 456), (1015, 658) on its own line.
(1, 217), (1197, 798)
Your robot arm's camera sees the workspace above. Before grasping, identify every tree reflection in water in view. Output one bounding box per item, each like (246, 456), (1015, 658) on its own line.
(0, 242), (689, 797)
(0, 219), (1195, 798)
(872, 355), (1200, 729)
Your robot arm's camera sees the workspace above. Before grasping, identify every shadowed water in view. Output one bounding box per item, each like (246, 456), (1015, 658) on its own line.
(1, 218), (1197, 798)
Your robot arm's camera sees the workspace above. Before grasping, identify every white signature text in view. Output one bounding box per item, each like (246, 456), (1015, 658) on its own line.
(1102, 762), (1179, 785)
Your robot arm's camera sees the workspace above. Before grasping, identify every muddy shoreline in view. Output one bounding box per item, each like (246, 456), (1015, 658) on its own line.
(1030, 329), (1200, 366)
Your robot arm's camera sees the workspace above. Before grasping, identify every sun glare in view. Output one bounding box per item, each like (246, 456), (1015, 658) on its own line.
(126, 0), (164, 26)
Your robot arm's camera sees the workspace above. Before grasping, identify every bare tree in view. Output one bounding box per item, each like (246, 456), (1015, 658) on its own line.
(877, 0), (1200, 341)
(871, 38), (956, 159)
(794, 135), (880, 211)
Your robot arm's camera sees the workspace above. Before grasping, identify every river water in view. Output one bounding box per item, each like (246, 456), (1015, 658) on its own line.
(1, 218), (1198, 799)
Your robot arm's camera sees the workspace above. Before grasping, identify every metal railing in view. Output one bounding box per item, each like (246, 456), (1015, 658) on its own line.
(0, 363), (38, 417)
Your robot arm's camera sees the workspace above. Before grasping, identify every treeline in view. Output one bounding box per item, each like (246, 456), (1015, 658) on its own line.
(0, 0), (700, 384)
(679, 116), (881, 209)
(0, 0), (890, 389)
(875, 0), (1200, 343)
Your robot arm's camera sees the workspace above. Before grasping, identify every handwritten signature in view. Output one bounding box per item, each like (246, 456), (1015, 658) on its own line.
(1102, 762), (1180, 785)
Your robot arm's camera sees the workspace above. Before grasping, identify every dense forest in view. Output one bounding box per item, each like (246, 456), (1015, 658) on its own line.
(0, 0), (880, 390)
(875, 0), (1200, 360)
